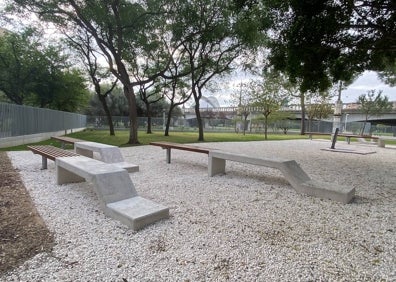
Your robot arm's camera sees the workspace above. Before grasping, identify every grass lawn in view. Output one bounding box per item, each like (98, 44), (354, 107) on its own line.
(1, 129), (310, 151)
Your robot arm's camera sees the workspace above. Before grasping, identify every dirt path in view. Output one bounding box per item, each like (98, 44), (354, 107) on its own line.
(0, 152), (54, 274)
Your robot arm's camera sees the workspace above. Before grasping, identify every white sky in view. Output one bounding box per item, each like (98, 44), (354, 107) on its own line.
(340, 71), (395, 103)
(211, 70), (395, 107)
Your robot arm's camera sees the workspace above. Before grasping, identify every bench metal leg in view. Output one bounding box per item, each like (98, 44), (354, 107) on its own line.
(166, 148), (171, 164)
(41, 157), (48, 170)
(61, 141), (66, 149)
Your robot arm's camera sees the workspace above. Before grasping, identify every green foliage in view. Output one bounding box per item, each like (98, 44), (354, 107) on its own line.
(357, 90), (392, 134)
(262, 0), (395, 92)
(357, 90), (392, 119)
(0, 28), (89, 112)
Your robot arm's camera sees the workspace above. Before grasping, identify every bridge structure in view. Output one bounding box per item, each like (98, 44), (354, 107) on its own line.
(183, 103), (396, 126)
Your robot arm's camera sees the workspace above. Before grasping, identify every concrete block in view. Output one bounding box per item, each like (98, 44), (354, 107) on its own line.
(75, 142), (124, 162)
(55, 156), (168, 229)
(56, 156), (138, 203)
(74, 142), (138, 171)
(106, 196), (170, 231)
(298, 180), (355, 204)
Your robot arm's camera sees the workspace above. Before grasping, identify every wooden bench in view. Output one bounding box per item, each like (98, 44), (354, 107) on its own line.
(339, 134), (379, 144)
(150, 141), (210, 163)
(149, 142), (354, 203)
(27, 145), (168, 230)
(305, 132), (331, 139)
(208, 151), (355, 204)
(51, 136), (83, 148)
(306, 132), (379, 144)
(28, 145), (79, 169)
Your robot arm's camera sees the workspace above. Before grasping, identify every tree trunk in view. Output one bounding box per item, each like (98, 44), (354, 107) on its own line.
(264, 115), (268, 140)
(165, 105), (176, 136)
(195, 102), (204, 141)
(300, 94), (306, 135)
(360, 121), (367, 135)
(165, 111), (172, 137)
(124, 85), (139, 144)
(145, 101), (152, 134)
(98, 95), (115, 136)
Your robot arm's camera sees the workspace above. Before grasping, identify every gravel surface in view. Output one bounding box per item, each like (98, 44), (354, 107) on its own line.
(3, 139), (396, 281)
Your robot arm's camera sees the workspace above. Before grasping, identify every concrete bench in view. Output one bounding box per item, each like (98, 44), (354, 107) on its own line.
(56, 156), (169, 231)
(376, 136), (396, 147)
(51, 136), (83, 149)
(28, 145), (79, 169)
(74, 141), (139, 173)
(150, 141), (210, 163)
(208, 151), (355, 204)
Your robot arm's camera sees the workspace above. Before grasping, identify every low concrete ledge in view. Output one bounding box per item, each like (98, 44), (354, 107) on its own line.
(298, 180), (355, 204)
(56, 156), (168, 230)
(106, 196), (169, 231)
(208, 151), (355, 204)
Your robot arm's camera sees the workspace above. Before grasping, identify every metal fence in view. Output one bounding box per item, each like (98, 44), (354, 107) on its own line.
(88, 115), (396, 136)
(0, 102), (87, 138)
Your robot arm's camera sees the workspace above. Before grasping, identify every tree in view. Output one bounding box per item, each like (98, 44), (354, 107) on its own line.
(8, 0), (173, 144)
(162, 77), (192, 137)
(231, 82), (252, 135)
(248, 78), (287, 140)
(245, 0), (396, 93)
(357, 90), (392, 134)
(306, 96), (333, 132)
(136, 82), (160, 134)
(66, 29), (118, 135)
(0, 27), (89, 111)
(170, 0), (247, 141)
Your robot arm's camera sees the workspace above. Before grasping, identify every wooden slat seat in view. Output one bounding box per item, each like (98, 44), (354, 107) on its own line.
(51, 136), (83, 148)
(28, 145), (79, 169)
(150, 141), (210, 163)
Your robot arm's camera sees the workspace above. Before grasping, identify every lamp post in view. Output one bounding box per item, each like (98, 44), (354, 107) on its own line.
(344, 113), (349, 132)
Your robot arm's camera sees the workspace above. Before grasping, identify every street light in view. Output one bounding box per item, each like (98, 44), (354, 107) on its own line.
(344, 114), (349, 132)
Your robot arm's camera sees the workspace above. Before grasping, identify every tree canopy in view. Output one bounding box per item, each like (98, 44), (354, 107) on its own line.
(0, 28), (89, 111)
(243, 0), (396, 93)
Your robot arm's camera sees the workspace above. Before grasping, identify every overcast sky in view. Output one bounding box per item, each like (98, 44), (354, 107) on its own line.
(212, 70), (396, 107)
(340, 71), (395, 103)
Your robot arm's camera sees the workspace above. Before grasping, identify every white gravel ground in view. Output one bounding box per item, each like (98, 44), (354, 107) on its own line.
(3, 139), (396, 281)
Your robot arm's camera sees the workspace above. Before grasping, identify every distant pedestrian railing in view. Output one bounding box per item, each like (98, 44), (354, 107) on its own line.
(0, 103), (86, 146)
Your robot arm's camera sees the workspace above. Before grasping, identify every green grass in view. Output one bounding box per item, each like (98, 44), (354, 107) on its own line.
(1, 129), (309, 151)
